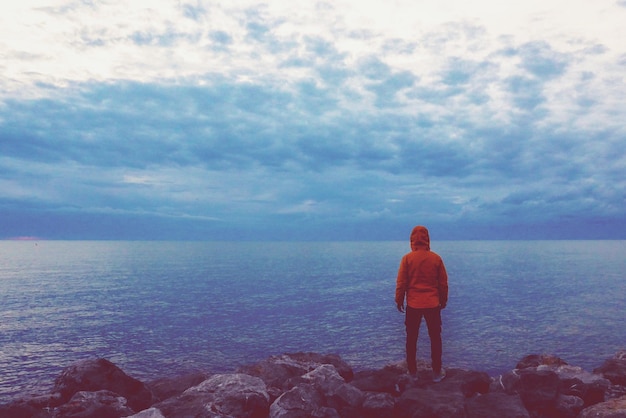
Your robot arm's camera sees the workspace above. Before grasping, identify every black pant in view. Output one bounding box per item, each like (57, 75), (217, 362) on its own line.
(405, 306), (442, 374)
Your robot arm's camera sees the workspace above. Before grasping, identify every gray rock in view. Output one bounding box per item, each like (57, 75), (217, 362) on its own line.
(238, 352), (353, 393)
(156, 373), (269, 418)
(53, 390), (134, 418)
(52, 358), (157, 412)
(269, 383), (324, 418)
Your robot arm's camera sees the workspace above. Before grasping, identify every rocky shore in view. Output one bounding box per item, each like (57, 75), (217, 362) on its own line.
(1, 351), (625, 418)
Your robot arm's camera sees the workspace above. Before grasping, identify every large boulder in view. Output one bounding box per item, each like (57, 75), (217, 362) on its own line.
(53, 390), (134, 418)
(578, 395), (626, 418)
(156, 373), (269, 418)
(52, 358), (157, 412)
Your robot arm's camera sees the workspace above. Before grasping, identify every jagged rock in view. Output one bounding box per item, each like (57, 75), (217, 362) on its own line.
(595, 352), (626, 386)
(238, 352), (353, 395)
(464, 392), (530, 418)
(395, 387), (465, 418)
(53, 390), (134, 418)
(52, 358), (157, 412)
(156, 373), (269, 418)
(299, 364), (365, 413)
(146, 371), (209, 402)
(578, 395), (626, 418)
(327, 380), (365, 411)
(269, 383), (325, 418)
(360, 392), (395, 418)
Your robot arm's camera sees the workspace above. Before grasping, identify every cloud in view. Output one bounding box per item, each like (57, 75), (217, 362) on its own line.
(0, 0), (625, 239)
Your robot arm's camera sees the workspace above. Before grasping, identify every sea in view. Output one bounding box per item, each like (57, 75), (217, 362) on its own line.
(0, 240), (624, 403)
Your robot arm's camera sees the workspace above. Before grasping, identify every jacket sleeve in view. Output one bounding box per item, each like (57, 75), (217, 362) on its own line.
(438, 259), (449, 307)
(395, 257), (408, 306)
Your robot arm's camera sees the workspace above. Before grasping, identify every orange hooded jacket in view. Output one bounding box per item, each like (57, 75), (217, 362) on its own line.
(395, 226), (448, 309)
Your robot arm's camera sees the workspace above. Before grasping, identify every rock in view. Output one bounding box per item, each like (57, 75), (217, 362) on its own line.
(124, 407), (166, 418)
(299, 365), (364, 412)
(360, 392), (395, 418)
(395, 387), (465, 418)
(518, 368), (560, 413)
(53, 390), (134, 418)
(327, 381), (365, 411)
(578, 395), (626, 418)
(431, 368), (491, 398)
(351, 365), (405, 395)
(0, 393), (63, 418)
(491, 369), (522, 394)
(157, 373), (269, 418)
(269, 383), (325, 418)
(595, 352), (626, 386)
(52, 358), (157, 412)
(465, 392), (530, 418)
(516, 354), (568, 369)
(555, 364), (610, 406)
(146, 371), (209, 402)
(298, 364), (345, 394)
(238, 352), (353, 396)
(555, 394), (584, 418)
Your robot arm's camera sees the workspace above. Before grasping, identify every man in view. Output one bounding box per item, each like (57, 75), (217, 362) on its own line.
(395, 225), (448, 382)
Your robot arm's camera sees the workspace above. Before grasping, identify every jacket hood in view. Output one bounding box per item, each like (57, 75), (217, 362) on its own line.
(410, 225), (430, 251)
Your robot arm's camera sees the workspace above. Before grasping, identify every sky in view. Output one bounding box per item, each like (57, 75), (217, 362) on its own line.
(1, 0), (625, 240)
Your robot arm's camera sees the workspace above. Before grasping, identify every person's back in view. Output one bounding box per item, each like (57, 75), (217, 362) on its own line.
(396, 226), (447, 310)
(395, 226), (448, 381)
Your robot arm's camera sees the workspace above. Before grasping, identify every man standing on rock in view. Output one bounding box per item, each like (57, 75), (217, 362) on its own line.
(395, 225), (449, 382)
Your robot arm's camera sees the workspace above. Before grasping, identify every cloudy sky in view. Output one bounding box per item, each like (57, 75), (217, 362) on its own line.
(1, 0), (625, 240)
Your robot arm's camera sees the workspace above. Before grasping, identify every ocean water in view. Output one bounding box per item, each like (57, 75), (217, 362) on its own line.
(0, 240), (624, 402)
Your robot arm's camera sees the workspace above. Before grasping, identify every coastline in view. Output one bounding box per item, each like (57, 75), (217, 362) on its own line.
(2, 350), (625, 418)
